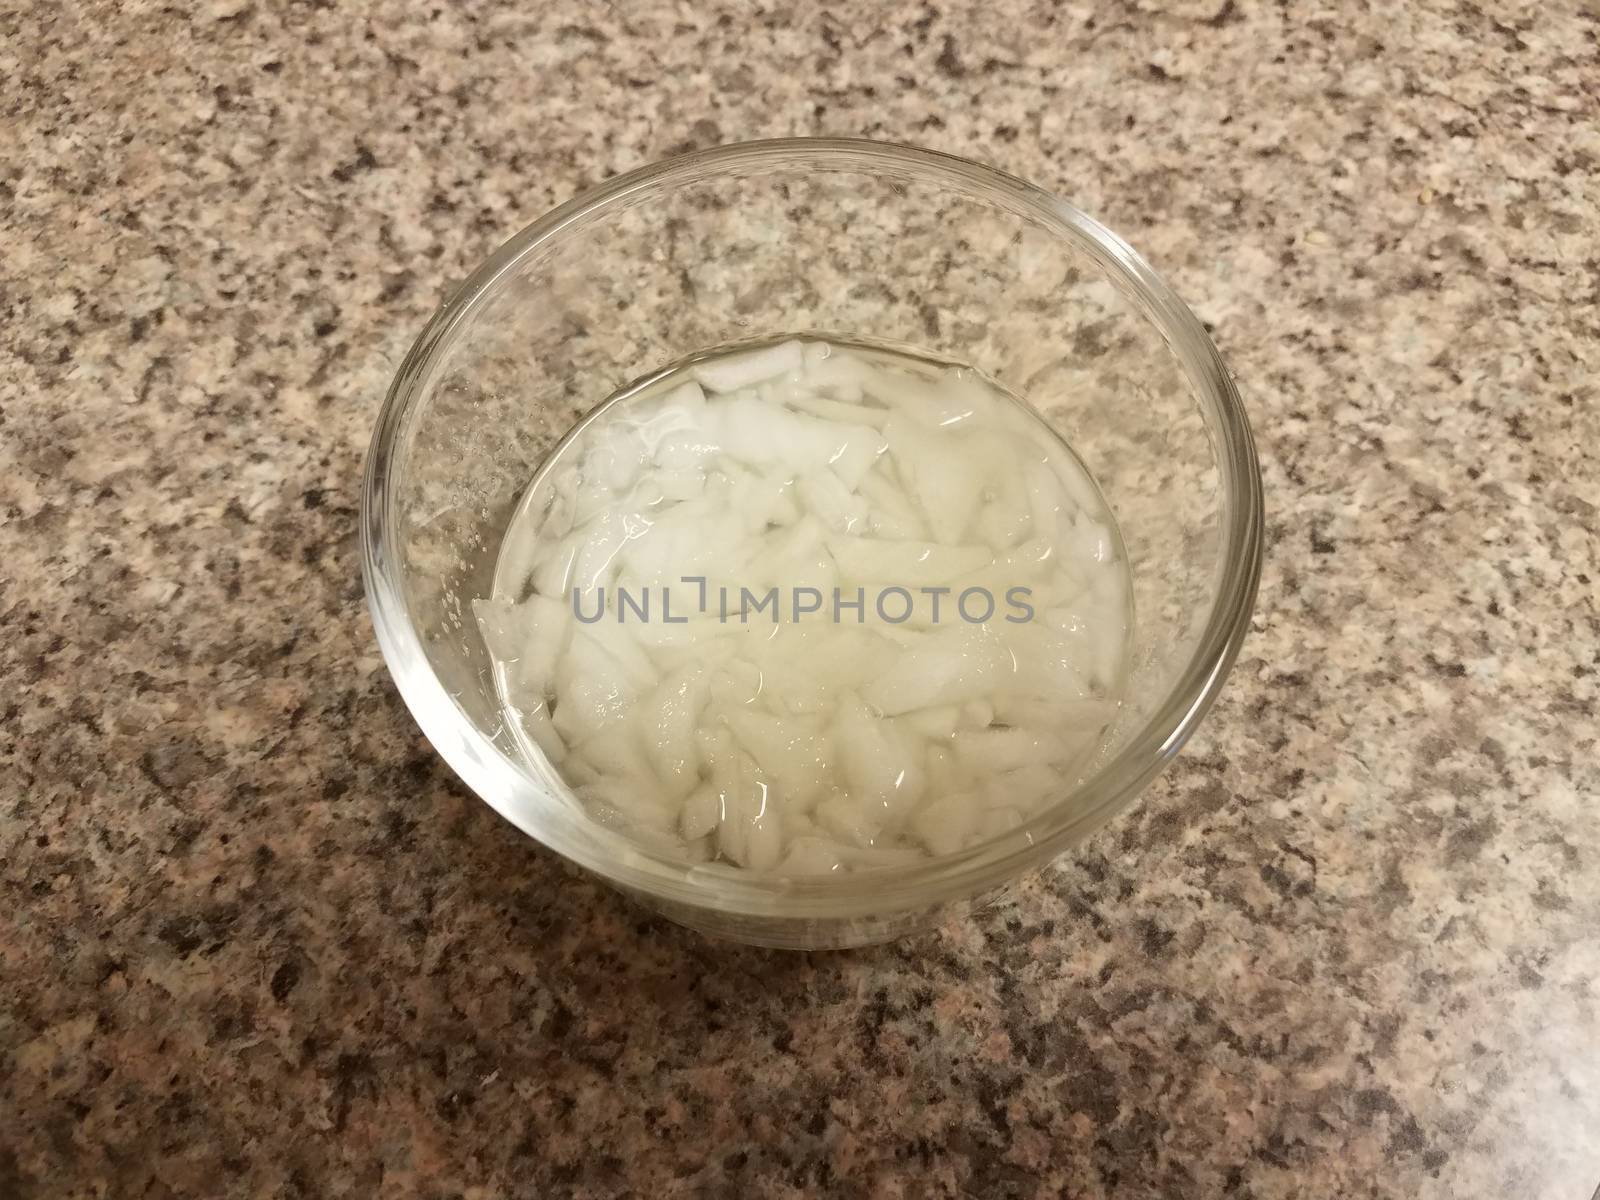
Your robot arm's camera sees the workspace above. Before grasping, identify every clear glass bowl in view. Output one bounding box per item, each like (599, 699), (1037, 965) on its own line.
(361, 139), (1263, 949)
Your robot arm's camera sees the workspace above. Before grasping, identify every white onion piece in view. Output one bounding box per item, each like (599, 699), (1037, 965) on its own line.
(857, 469), (929, 540)
(796, 470), (868, 534)
(883, 416), (990, 544)
(681, 782), (722, 841)
(725, 709), (832, 808)
(584, 423), (650, 491)
(991, 693), (1114, 734)
(745, 625), (897, 713)
(552, 631), (650, 745)
(692, 339), (804, 392)
(655, 427), (723, 472)
(951, 727), (1056, 775)
(573, 721), (655, 783)
(656, 379), (706, 417)
(827, 536), (993, 586)
(897, 704), (962, 741)
(997, 618), (1095, 699)
(910, 789), (981, 856)
(530, 528), (583, 598)
(515, 699), (567, 765)
(983, 763), (1063, 814)
(720, 750), (781, 871)
(777, 835), (847, 875)
(639, 664), (710, 800)
(579, 775), (677, 833)
(960, 698), (995, 729)
(786, 391), (884, 424)
(859, 624), (1010, 715)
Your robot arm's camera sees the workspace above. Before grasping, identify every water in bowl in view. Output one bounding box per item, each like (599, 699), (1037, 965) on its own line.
(474, 336), (1133, 874)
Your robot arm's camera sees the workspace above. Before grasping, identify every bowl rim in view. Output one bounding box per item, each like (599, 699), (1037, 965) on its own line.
(361, 136), (1264, 919)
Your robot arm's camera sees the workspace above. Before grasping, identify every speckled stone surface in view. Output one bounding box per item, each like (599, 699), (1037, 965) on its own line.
(4, 1), (1598, 1196)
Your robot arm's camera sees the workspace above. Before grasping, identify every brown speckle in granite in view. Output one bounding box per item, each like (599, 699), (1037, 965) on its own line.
(3, 0), (1600, 1197)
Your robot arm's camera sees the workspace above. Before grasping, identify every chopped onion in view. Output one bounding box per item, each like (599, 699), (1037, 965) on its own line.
(692, 339), (804, 393)
(481, 338), (1131, 871)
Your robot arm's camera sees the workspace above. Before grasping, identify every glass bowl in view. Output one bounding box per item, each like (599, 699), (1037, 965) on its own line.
(361, 138), (1263, 949)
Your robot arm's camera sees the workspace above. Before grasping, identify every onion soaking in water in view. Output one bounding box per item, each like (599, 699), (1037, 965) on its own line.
(474, 338), (1133, 875)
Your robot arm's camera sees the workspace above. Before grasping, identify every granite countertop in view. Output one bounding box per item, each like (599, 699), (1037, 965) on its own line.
(4, 1), (1598, 1195)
